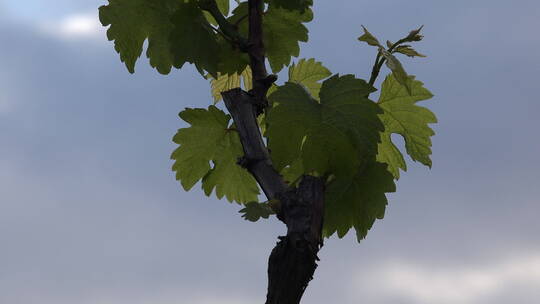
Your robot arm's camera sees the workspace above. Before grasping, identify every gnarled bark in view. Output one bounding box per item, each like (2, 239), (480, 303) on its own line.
(266, 176), (325, 304)
(222, 90), (325, 304)
(221, 1), (325, 303)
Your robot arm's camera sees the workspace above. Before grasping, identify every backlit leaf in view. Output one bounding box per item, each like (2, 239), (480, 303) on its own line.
(100, 0), (222, 76)
(324, 160), (396, 241)
(204, 0), (230, 25)
(376, 74), (436, 179)
(358, 25), (381, 47)
(169, 1), (220, 76)
(99, 0), (179, 74)
(210, 67), (253, 103)
(239, 201), (275, 222)
(394, 45), (427, 58)
(266, 0), (313, 12)
(404, 25), (424, 42)
(264, 5), (313, 72)
(171, 106), (259, 203)
(266, 75), (383, 177)
(380, 48), (412, 94)
(288, 58), (332, 99)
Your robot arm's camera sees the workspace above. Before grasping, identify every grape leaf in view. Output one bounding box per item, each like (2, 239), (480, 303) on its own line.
(318, 75), (383, 158)
(280, 158), (304, 185)
(358, 25), (381, 47)
(324, 160), (396, 241)
(100, 0), (222, 76)
(264, 6), (313, 73)
(216, 37), (250, 75)
(227, 1), (249, 27)
(266, 0), (313, 12)
(210, 67), (253, 103)
(171, 106), (259, 203)
(169, 1), (220, 77)
(403, 25), (424, 42)
(376, 74), (436, 179)
(201, 134), (261, 203)
(266, 75), (384, 177)
(377, 133), (407, 179)
(288, 58), (332, 99)
(99, 0), (179, 74)
(216, 0), (230, 15)
(394, 45), (427, 58)
(225, 3), (312, 73)
(203, 0), (230, 25)
(239, 201), (275, 222)
(380, 48), (412, 94)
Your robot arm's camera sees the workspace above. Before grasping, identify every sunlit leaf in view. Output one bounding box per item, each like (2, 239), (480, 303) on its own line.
(171, 106), (260, 203)
(288, 58), (332, 99)
(376, 74), (436, 178)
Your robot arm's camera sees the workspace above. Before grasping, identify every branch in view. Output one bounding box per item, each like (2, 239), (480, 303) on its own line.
(198, 0), (248, 50)
(222, 89), (287, 200)
(247, 0), (275, 108)
(222, 2), (325, 303)
(222, 88), (325, 304)
(368, 51), (383, 87)
(267, 176), (325, 304)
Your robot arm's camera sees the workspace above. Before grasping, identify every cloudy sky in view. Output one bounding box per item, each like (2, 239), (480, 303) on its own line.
(1, 0), (539, 303)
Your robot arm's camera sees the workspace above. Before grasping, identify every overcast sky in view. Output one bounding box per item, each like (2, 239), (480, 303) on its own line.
(1, 1), (539, 303)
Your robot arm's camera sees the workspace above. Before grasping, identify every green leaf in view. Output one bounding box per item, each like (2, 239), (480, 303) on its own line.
(210, 67), (253, 103)
(99, 0), (222, 76)
(280, 158), (304, 185)
(266, 0), (313, 12)
(225, 2), (312, 73)
(380, 48), (412, 94)
(169, 1), (220, 77)
(171, 106), (259, 203)
(216, 37), (250, 75)
(264, 6), (313, 73)
(99, 0), (179, 74)
(239, 201), (275, 222)
(201, 135), (261, 203)
(227, 1), (249, 27)
(217, 0), (230, 15)
(211, 73), (240, 103)
(266, 75), (383, 177)
(404, 25), (424, 42)
(324, 160), (396, 241)
(358, 25), (381, 47)
(377, 133), (407, 179)
(288, 58), (332, 99)
(203, 0), (230, 26)
(394, 45), (427, 58)
(318, 75), (382, 159)
(376, 74), (436, 179)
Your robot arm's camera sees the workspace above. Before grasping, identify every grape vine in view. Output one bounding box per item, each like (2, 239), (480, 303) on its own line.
(99, 0), (437, 303)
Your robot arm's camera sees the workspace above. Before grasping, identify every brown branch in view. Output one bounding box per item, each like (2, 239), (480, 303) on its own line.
(368, 51), (383, 87)
(266, 176), (325, 304)
(222, 88), (324, 304)
(221, 2), (324, 303)
(222, 89), (287, 200)
(247, 0), (275, 109)
(198, 0), (248, 49)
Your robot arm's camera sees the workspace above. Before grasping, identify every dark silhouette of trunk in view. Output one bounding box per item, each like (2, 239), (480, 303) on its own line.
(220, 1), (326, 303)
(222, 89), (325, 304)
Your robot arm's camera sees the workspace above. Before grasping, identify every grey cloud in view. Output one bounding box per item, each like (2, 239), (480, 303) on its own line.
(1, 0), (539, 303)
